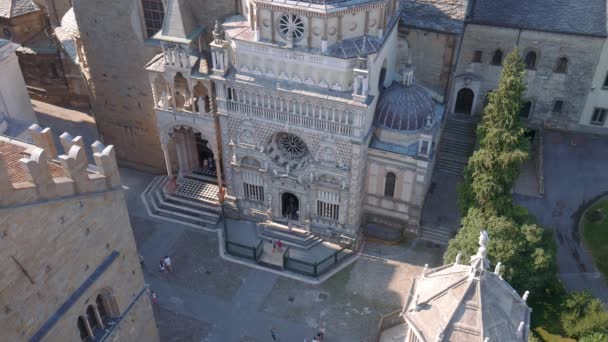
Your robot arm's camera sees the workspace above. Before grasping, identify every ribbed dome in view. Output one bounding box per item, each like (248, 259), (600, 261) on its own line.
(374, 82), (434, 131)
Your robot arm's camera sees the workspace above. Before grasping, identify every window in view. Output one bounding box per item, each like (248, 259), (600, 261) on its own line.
(603, 73), (608, 88)
(96, 295), (109, 324)
(142, 0), (165, 38)
(472, 50), (483, 63)
(279, 14), (305, 41)
(552, 100), (564, 113)
(317, 191), (339, 221)
(524, 51), (537, 70)
(86, 305), (99, 333)
(384, 172), (396, 197)
(491, 49), (503, 66)
(243, 171), (264, 202)
(244, 183), (264, 202)
(520, 101), (532, 118)
(555, 57), (568, 74)
(591, 108), (607, 126)
(77, 316), (90, 341)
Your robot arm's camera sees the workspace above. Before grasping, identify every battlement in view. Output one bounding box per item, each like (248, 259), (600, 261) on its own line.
(0, 124), (121, 207)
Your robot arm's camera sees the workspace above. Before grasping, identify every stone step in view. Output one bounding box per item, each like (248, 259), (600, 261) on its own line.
(165, 193), (220, 212)
(185, 171), (218, 185)
(257, 222), (323, 250)
(143, 176), (220, 230)
(439, 142), (475, 154)
(420, 226), (453, 245)
(158, 193), (220, 221)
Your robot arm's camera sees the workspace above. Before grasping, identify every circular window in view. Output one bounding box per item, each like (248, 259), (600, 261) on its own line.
(279, 14), (304, 41)
(279, 133), (306, 158)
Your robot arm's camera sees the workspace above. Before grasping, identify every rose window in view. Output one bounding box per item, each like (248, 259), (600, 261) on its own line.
(279, 14), (304, 41)
(279, 133), (306, 157)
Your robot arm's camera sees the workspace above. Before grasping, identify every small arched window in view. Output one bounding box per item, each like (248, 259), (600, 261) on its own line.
(77, 316), (90, 341)
(384, 172), (396, 198)
(555, 57), (568, 74)
(96, 295), (109, 324)
(519, 101), (532, 118)
(141, 0), (165, 38)
(86, 305), (99, 333)
(525, 51), (537, 70)
(491, 49), (503, 66)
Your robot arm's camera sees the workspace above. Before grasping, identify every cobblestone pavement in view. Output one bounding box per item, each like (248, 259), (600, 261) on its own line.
(514, 130), (608, 303)
(119, 167), (443, 341)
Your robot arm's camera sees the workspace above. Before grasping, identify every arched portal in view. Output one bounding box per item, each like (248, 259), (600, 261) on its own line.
(281, 192), (300, 220)
(455, 88), (475, 115)
(163, 125), (221, 185)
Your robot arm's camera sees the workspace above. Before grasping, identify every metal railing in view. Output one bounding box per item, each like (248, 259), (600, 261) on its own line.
(283, 243), (355, 277)
(225, 239), (264, 262)
(375, 310), (406, 342)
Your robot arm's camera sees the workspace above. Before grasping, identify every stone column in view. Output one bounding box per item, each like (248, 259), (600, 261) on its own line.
(307, 16), (312, 49)
(271, 11), (276, 43)
(337, 16), (342, 41)
(322, 16), (328, 52)
(162, 143), (173, 177)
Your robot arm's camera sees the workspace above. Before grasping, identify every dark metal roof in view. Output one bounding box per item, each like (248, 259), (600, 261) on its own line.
(400, 0), (467, 34)
(374, 82), (435, 131)
(470, 0), (608, 37)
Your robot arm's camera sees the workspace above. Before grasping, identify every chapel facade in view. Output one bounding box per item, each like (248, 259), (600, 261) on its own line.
(145, 0), (442, 242)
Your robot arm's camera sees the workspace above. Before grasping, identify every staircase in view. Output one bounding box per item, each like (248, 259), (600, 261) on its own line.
(419, 225), (454, 246)
(257, 221), (323, 250)
(142, 176), (221, 231)
(435, 114), (478, 175)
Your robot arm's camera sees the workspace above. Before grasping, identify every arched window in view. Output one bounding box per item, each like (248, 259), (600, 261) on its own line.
(491, 49), (503, 66)
(524, 51), (537, 70)
(77, 316), (90, 341)
(86, 305), (99, 333)
(384, 172), (396, 198)
(142, 0), (165, 38)
(96, 295), (109, 324)
(555, 57), (568, 73)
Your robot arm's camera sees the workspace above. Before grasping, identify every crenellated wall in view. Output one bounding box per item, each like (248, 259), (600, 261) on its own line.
(0, 125), (121, 207)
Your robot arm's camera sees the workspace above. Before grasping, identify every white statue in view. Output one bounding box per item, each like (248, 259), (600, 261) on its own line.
(309, 172), (314, 183)
(455, 252), (462, 265)
(231, 151), (237, 164)
(479, 230), (489, 249)
(285, 164), (290, 175)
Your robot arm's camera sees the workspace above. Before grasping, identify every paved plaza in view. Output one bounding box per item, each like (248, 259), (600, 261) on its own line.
(515, 130), (608, 303)
(122, 168), (442, 341)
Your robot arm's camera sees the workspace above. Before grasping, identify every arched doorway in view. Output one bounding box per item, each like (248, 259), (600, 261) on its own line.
(455, 88), (474, 115)
(165, 126), (221, 184)
(281, 192), (299, 220)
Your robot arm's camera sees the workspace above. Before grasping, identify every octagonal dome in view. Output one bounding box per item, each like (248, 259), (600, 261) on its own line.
(374, 82), (435, 131)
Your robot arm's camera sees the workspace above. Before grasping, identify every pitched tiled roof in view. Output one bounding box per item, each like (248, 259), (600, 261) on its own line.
(470, 0), (608, 37)
(0, 0), (40, 19)
(0, 138), (65, 183)
(400, 0), (467, 34)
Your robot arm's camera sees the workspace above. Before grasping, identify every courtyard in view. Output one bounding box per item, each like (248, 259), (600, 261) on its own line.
(514, 130), (608, 304)
(123, 168), (443, 341)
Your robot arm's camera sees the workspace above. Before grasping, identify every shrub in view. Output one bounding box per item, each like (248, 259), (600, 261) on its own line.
(560, 291), (608, 339)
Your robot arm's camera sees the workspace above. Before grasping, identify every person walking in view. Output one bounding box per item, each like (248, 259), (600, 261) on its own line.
(270, 327), (277, 341)
(318, 325), (325, 341)
(150, 290), (158, 305)
(159, 260), (165, 273)
(163, 255), (172, 273)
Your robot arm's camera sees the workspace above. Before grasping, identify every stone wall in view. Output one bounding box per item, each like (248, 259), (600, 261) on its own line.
(454, 24), (604, 131)
(0, 42), (37, 124)
(580, 39), (608, 133)
(72, 0), (236, 172)
(398, 24), (457, 98)
(0, 127), (158, 342)
(0, 11), (46, 43)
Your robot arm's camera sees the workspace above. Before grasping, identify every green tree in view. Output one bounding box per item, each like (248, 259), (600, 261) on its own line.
(580, 333), (608, 342)
(561, 291), (608, 339)
(444, 208), (555, 294)
(459, 48), (530, 216)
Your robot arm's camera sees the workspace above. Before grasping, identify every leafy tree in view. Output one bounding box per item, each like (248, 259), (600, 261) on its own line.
(560, 291), (608, 339)
(459, 48), (530, 216)
(580, 333), (608, 342)
(444, 208), (555, 294)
